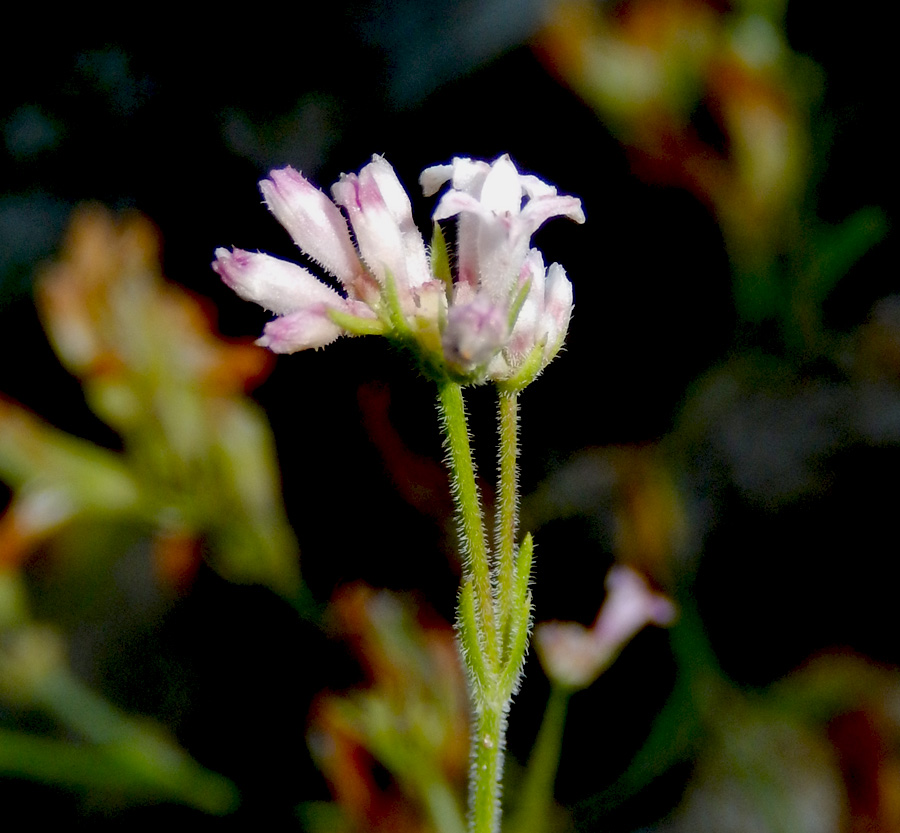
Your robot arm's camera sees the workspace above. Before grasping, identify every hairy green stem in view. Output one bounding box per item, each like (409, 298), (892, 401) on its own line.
(437, 381), (497, 667)
(439, 382), (537, 833)
(495, 391), (519, 646)
(471, 699), (506, 833)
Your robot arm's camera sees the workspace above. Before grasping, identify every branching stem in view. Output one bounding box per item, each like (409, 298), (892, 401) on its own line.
(438, 382), (535, 833)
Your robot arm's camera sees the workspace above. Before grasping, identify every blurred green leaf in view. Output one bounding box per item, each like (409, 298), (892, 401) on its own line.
(805, 206), (888, 309)
(0, 727), (238, 814)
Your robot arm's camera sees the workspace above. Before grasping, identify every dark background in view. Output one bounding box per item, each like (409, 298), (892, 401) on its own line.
(1, 1), (895, 829)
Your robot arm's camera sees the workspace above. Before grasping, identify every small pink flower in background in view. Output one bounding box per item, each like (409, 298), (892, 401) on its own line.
(535, 565), (677, 690)
(214, 154), (583, 382)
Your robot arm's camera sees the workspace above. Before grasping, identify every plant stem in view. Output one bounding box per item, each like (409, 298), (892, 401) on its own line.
(437, 381), (497, 665)
(509, 685), (570, 833)
(438, 381), (509, 833)
(438, 383), (535, 833)
(471, 698), (506, 833)
(495, 390), (519, 645)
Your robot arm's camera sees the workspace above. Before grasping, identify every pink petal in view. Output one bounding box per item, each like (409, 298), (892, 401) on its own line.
(332, 157), (430, 297)
(260, 167), (366, 292)
(256, 305), (346, 353)
(519, 194), (586, 234)
(442, 293), (509, 371)
(593, 566), (677, 650)
(540, 262), (574, 355)
(212, 248), (345, 315)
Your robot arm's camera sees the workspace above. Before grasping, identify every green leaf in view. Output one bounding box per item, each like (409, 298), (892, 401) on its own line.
(0, 727), (239, 815)
(457, 578), (493, 695)
(500, 592), (532, 699)
(806, 205), (888, 306)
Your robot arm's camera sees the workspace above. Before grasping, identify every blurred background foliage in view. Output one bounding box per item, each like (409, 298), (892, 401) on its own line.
(1, 0), (896, 830)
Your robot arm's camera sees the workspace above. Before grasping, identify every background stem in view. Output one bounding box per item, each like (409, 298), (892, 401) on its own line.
(509, 686), (570, 833)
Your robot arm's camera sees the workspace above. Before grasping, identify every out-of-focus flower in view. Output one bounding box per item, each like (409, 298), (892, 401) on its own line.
(535, 564), (676, 690)
(1, 206), (301, 598)
(534, 0), (812, 274)
(214, 154), (583, 386)
(307, 585), (468, 833)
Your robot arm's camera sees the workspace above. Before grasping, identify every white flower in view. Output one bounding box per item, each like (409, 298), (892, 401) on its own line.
(421, 155), (584, 381)
(214, 154), (583, 382)
(214, 156), (435, 353)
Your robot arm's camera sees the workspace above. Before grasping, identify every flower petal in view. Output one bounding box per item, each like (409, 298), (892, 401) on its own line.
(594, 566), (677, 650)
(540, 262), (574, 360)
(212, 248), (345, 315)
(535, 566), (676, 690)
(506, 249), (546, 360)
(478, 154), (523, 215)
(332, 166), (401, 285)
(442, 293), (509, 372)
(519, 194), (586, 234)
(256, 305), (347, 353)
(418, 163), (453, 197)
(260, 167), (366, 292)
(363, 156), (431, 289)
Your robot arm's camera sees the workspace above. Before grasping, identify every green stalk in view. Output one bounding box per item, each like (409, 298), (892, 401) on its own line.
(438, 381), (510, 833)
(509, 686), (570, 833)
(471, 698), (506, 833)
(495, 390), (519, 645)
(438, 382), (539, 833)
(437, 381), (497, 667)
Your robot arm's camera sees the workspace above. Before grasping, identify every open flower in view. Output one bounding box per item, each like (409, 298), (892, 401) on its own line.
(213, 158), (422, 353)
(422, 155), (584, 382)
(214, 154), (583, 383)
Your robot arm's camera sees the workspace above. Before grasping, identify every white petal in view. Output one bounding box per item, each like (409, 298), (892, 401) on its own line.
(212, 248), (345, 315)
(450, 157), (491, 193)
(520, 174), (558, 200)
(363, 156), (431, 289)
(480, 155), (523, 215)
(419, 163), (453, 197)
(366, 155), (415, 225)
(431, 190), (489, 223)
(519, 195), (586, 234)
(506, 249), (546, 358)
(260, 167), (365, 290)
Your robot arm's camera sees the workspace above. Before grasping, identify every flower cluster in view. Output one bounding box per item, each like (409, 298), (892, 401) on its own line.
(213, 154), (584, 385)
